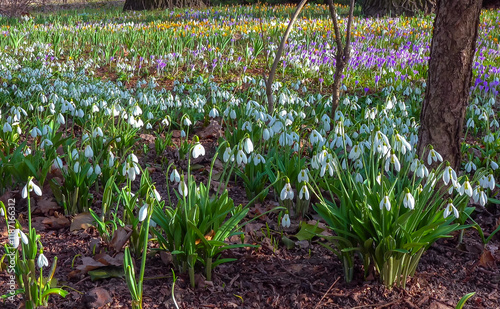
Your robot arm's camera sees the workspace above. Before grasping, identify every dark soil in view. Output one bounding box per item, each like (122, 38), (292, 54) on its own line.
(1, 132), (500, 309)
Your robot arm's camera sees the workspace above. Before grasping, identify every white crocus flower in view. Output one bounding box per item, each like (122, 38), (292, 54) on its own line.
(22, 178), (42, 199)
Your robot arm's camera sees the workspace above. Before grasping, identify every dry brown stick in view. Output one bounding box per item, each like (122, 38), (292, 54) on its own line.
(314, 276), (341, 309)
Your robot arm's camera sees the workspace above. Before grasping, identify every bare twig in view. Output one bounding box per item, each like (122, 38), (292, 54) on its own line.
(314, 276), (340, 309)
(265, 0), (308, 115)
(327, 0), (356, 117)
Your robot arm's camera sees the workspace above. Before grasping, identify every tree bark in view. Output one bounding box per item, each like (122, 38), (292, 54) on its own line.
(417, 0), (482, 171)
(123, 0), (206, 11)
(362, 0), (436, 16)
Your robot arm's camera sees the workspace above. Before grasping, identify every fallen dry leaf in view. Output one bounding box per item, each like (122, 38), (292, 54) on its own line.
(479, 248), (497, 269)
(198, 120), (223, 139)
(35, 197), (60, 215)
(41, 212), (70, 230)
(109, 227), (131, 252)
(70, 212), (95, 231)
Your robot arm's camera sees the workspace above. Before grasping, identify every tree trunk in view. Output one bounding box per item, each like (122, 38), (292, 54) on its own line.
(123, 0), (206, 11)
(362, 0), (436, 16)
(417, 0), (482, 171)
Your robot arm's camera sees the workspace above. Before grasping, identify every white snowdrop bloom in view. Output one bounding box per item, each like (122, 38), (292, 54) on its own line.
(31, 127), (42, 138)
(74, 162), (82, 173)
(416, 161), (429, 178)
(443, 201), (459, 219)
(380, 196), (391, 211)
(93, 127), (104, 138)
(298, 169), (309, 183)
(491, 161), (498, 170)
(36, 250), (48, 268)
(466, 118), (475, 128)
(229, 109), (237, 119)
(480, 174), (495, 190)
(394, 133), (412, 154)
(84, 145), (94, 158)
(3, 122), (12, 132)
(309, 130), (323, 146)
(464, 161), (476, 173)
(22, 178), (42, 199)
(236, 149), (247, 166)
(459, 179), (473, 197)
(87, 166), (94, 177)
(280, 182), (294, 200)
(223, 147), (234, 163)
(170, 168), (181, 183)
(385, 153), (401, 172)
(243, 138), (254, 154)
(132, 105), (142, 116)
(56, 113), (65, 125)
(355, 173), (364, 183)
(138, 204), (148, 222)
(281, 213), (291, 228)
(442, 165), (457, 186)
(183, 117), (192, 127)
(94, 164), (102, 175)
(178, 181), (188, 197)
(209, 108), (219, 118)
(263, 128), (271, 141)
(349, 143), (363, 161)
(192, 144), (205, 158)
(483, 133), (495, 144)
(299, 184), (310, 200)
(108, 152), (115, 168)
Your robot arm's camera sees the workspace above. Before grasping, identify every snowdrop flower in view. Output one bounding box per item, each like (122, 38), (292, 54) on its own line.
(152, 187), (161, 202)
(183, 117), (192, 127)
(223, 146), (234, 162)
(281, 213), (291, 228)
(379, 196), (391, 211)
(394, 132), (412, 154)
(31, 127), (42, 138)
(138, 204), (148, 222)
(349, 143), (363, 160)
(10, 228), (28, 248)
(473, 186), (487, 206)
(491, 161), (499, 170)
(192, 143), (205, 158)
(464, 161), (476, 173)
(230, 109), (237, 119)
(84, 145), (94, 158)
(403, 190), (415, 210)
(22, 178), (42, 199)
(3, 122), (12, 132)
(178, 179), (188, 197)
(94, 164), (102, 175)
(443, 200), (459, 219)
(385, 152), (401, 172)
(355, 173), (364, 183)
(37, 250), (49, 269)
(209, 108), (219, 118)
(459, 178), (473, 197)
(298, 169), (309, 183)
(170, 168), (180, 183)
(280, 181), (294, 200)
(442, 164), (457, 186)
(252, 154), (265, 165)
(236, 148), (247, 166)
(299, 184), (310, 200)
(416, 161), (429, 178)
(479, 174), (495, 190)
(263, 128), (271, 141)
(427, 146), (443, 165)
(243, 138), (254, 154)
